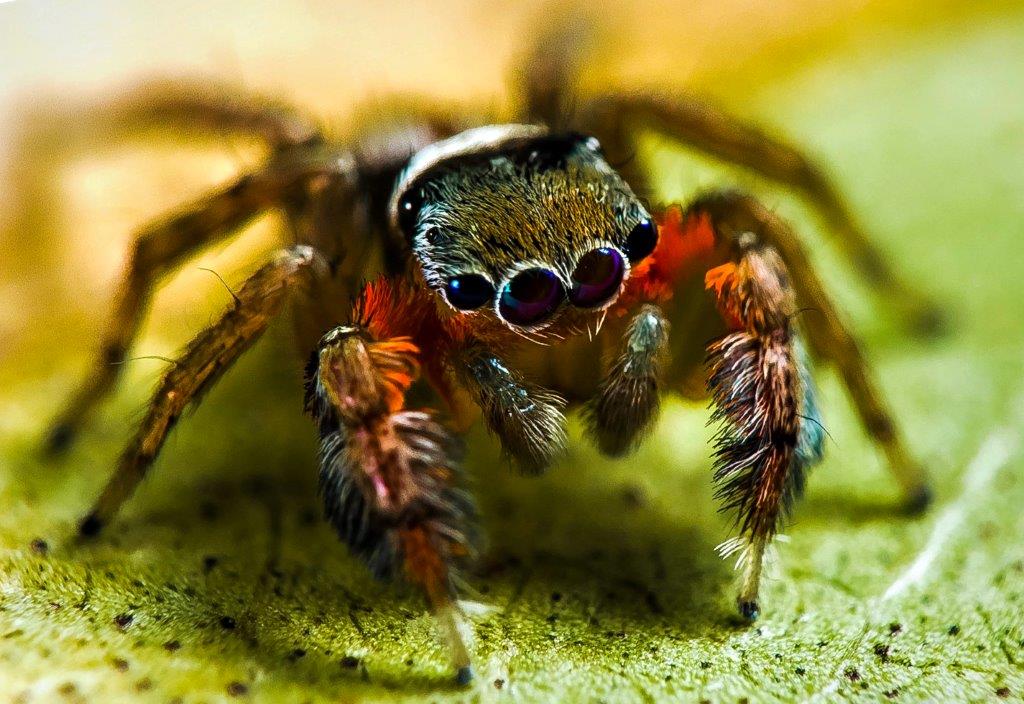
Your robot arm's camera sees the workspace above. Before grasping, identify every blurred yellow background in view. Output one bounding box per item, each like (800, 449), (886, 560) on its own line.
(0, 0), (1008, 374)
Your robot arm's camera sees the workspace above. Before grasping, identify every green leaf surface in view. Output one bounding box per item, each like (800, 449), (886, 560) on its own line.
(1, 7), (1023, 703)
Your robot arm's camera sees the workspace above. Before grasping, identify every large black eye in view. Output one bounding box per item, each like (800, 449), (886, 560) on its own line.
(445, 274), (494, 311)
(569, 247), (625, 308)
(498, 268), (565, 327)
(623, 218), (658, 263)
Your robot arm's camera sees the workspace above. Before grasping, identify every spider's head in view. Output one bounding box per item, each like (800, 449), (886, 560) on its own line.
(390, 125), (657, 337)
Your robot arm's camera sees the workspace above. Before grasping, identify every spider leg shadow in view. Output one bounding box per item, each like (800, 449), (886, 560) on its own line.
(465, 421), (738, 637)
(796, 487), (930, 527)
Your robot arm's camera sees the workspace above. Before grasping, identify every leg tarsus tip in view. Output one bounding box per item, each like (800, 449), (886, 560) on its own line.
(43, 423), (76, 456)
(456, 665), (474, 686)
(738, 600), (760, 622)
(904, 484), (933, 515)
(908, 303), (950, 340)
(79, 513), (104, 538)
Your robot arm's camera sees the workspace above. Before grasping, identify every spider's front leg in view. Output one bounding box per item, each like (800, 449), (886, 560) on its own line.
(660, 192), (929, 618)
(305, 280), (478, 684)
(700, 234), (824, 620)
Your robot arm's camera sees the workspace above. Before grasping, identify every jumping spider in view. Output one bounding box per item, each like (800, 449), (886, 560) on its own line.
(40, 23), (938, 684)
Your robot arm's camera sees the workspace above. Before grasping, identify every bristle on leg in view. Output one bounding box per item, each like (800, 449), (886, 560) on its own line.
(736, 534), (767, 621)
(436, 603), (474, 685)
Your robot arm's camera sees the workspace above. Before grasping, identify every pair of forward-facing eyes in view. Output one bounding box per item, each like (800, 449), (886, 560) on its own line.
(441, 218), (658, 327)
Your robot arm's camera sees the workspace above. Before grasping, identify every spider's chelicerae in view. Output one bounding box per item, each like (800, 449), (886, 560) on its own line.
(42, 23), (940, 684)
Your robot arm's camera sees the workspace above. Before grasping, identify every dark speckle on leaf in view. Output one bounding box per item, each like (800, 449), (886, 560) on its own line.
(226, 681), (249, 697)
(494, 678), (505, 689)
(947, 624), (960, 636)
(112, 657), (129, 672)
(341, 655), (360, 669)
(163, 640), (180, 652)
(620, 484), (646, 509)
(845, 668), (861, 682)
(219, 616), (237, 630)
(873, 643), (890, 661)
(996, 687), (1011, 698)
(113, 613), (133, 630)
(885, 689), (900, 699)
(203, 556), (219, 573)
(29, 538), (48, 555)
(889, 622), (903, 635)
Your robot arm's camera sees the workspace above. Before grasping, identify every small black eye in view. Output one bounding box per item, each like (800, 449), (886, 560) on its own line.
(499, 268), (565, 327)
(397, 190), (423, 237)
(445, 274), (494, 311)
(569, 247), (625, 308)
(623, 218), (658, 263)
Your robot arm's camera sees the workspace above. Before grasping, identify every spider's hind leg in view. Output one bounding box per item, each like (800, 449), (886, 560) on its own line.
(45, 158), (341, 454)
(78, 245), (324, 536)
(579, 93), (946, 337)
(13, 78), (321, 162)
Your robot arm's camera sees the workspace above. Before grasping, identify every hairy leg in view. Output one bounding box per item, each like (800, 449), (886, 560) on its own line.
(450, 346), (568, 473)
(584, 304), (670, 456)
(516, 11), (595, 127)
(13, 78), (320, 157)
(579, 93), (945, 336)
(693, 210), (825, 619)
(306, 283), (478, 683)
(691, 190), (930, 509)
(46, 157), (342, 452)
(661, 190), (926, 616)
(6, 79), (323, 291)
(79, 245), (324, 536)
